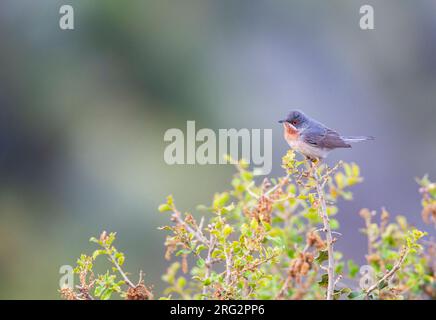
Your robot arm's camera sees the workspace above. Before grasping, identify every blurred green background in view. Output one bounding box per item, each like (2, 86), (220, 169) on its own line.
(0, 0), (435, 299)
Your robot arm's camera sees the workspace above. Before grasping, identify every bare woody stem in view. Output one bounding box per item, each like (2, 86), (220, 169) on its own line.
(76, 285), (94, 300)
(171, 209), (209, 245)
(224, 245), (233, 286)
(276, 274), (292, 299)
(202, 234), (216, 296)
(264, 173), (291, 198)
(313, 164), (335, 300)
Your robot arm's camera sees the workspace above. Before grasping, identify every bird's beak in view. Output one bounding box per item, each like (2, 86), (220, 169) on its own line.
(280, 120), (297, 131)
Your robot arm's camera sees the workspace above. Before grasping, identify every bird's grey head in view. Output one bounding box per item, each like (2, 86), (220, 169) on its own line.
(278, 110), (309, 130)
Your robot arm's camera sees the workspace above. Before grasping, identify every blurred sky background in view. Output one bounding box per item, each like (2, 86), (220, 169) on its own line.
(0, 0), (435, 299)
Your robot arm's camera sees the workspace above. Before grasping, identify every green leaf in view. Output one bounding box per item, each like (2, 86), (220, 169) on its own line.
(241, 171), (253, 181)
(261, 221), (272, 231)
(116, 255), (125, 266)
(250, 218), (259, 230)
(211, 249), (222, 259)
(414, 263), (424, 274)
(222, 203), (235, 213)
(177, 277), (187, 288)
(315, 250), (329, 265)
(240, 223), (249, 235)
(158, 203), (172, 212)
(100, 289), (113, 300)
(378, 280), (388, 290)
(335, 172), (345, 189)
(94, 285), (104, 297)
(166, 195), (174, 206)
(223, 225), (233, 237)
(335, 262), (344, 274)
(92, 249), (105, 260)
(195, 245), (207, 255)
(266, 236), (283, 248)
(351, 163), (360, 177)
(343, 163), (352, 177)
(213, 192), (230, 208)
(318, 273), (329, 288)
(176, 249), (191, 256)
(330, 219), (340, 230)
(347, 260), (359, 278)
(303, 208), (320, 223)
(89, 237), (98, 243)
(196, 258), (205, 268)
(333, 288), (351, 300)
(348, 291), (365, 300)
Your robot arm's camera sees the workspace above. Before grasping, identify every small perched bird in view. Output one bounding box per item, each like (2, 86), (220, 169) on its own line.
(279, 110), (374, 160)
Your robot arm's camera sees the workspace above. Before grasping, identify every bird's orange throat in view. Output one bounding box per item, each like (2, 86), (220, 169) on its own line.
(283, 123), (299, 143)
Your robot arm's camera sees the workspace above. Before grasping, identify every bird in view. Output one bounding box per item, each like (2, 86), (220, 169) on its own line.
(279, 110), (374, 161)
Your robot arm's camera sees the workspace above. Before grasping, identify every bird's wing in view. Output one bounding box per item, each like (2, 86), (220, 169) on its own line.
(302, 128), (351, 149)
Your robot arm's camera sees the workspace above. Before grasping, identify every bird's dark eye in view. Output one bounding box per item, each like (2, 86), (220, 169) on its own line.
(291, 119), (298, 125)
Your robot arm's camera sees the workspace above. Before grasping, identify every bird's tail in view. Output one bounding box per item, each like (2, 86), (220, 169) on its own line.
(341, 135), (375, 143)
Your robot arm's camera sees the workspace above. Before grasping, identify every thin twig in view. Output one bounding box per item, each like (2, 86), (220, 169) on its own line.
(365, 246), (409, 298)
(202, 234), (216, 296)
(172, 209), (209, 245)
(213, 213), (233, 287)
(105, 249), (136, 288)
(229, 253), (279, 288)
(314, 228), (342, 237)
(320, 265), (328, 272)
(334, 275), (343, 288)
(199, 217), (205, 232)
(246, 182), (260, 199)
(246, 180), (294, 203)
(138, 270), (144, 285)
(224, 249), (233, 286)
(75, 284), (95, 300)
(276, 275), (292, 299)
(273, 195), (294, 203)
(265, 174), (291, 198)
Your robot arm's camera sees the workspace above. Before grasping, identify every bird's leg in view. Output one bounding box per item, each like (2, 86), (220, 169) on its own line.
(306, 156), (320, 177)
(305, 155), (320, 164)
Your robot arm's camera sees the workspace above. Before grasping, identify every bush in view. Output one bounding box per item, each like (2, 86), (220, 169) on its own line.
(60, 151), (434, 300)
